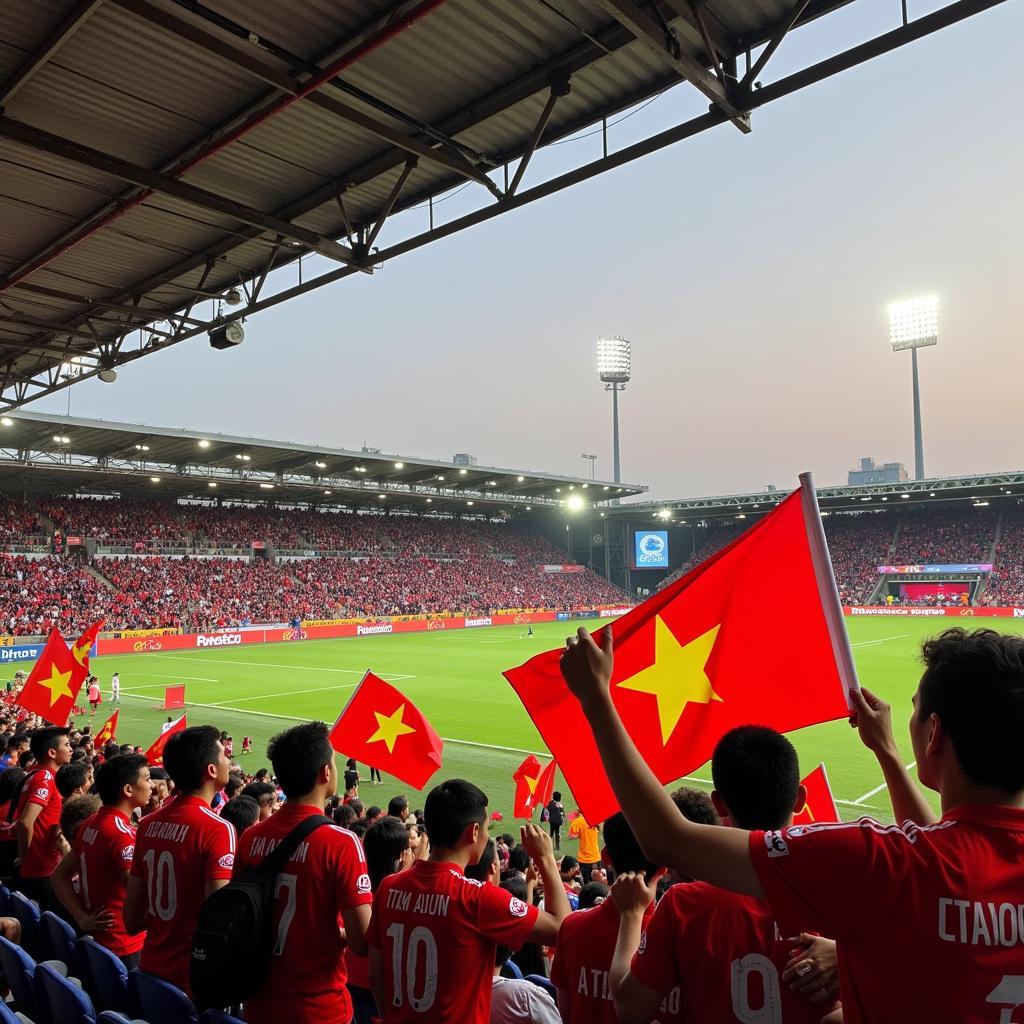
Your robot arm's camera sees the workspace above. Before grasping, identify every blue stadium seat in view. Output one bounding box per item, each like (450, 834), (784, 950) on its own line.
(128, 970), (197, 1024)
(35, 961), (97, 1024)
(501, 958), (523, 980)
(525, 974), (557, 998)
(0, 935), (42, 1021)
(0, 884), (13, 915)
(96, 1014), (135, 1024)
(8, 893), (42, 961)
(199, 1012), (244, 1024)
(40, 912), (77, 974)
(76, 938), (129, 1014)
(0, 1000), (23, 1024)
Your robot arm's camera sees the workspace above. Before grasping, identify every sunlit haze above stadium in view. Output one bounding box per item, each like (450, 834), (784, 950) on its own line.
(32, 1), (1023, 501)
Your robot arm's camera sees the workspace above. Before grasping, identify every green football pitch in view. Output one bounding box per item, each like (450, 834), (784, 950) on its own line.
(88, 616), (1024, 825)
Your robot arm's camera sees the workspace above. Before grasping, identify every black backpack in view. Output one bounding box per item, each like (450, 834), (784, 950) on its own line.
(191, 813), (332, 1009)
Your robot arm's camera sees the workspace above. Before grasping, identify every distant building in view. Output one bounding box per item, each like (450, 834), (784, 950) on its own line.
(848, 457), (908, 485)
(452, 453), (478, 466)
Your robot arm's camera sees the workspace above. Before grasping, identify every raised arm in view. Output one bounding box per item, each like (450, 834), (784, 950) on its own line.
(849, 686), (936, 826)
(560, 627), (762, 896)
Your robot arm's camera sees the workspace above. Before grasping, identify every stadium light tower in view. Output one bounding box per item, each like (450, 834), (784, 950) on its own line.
(597, 336), (631, 503)
(888, 296), (938, 480)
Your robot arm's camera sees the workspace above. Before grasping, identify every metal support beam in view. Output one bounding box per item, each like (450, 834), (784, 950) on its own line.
(739, 0), (812, 90)
(0, 116), (363, 268)
(593, 0), (751, 132)
(506, 82), (567, 198)
(364, 159), (418, 252)
(0, 314), (104, 345)
(8, 283), (209, 327)
(0, 0), (106, 105)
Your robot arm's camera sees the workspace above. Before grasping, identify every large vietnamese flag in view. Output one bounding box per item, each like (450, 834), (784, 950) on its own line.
(329, 672), (443, 790)
(504, 477), (856, 823)
(15, 628), (85, 726)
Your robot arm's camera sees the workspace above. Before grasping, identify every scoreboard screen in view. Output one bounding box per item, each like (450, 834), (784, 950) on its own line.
(634, 530), (669, 569)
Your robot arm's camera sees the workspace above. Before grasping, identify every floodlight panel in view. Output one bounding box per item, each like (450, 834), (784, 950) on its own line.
(597, 335), (631, 382)
(888, 296), (938, 351)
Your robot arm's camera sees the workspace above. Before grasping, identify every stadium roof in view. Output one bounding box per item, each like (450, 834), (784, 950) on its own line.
(606, 471), (1024, 524)
(0, 409), (645, 512)
(0, 0), (1006, 408)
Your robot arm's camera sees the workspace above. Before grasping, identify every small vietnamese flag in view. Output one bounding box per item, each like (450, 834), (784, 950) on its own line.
(16, 628), (85, 726)
(504, 475), (857, 824)
(513, 755), (542, 818)
(792, 763), (840, 826)
(71, 620), (104, 677)
(145, 714), (186, 766)
(534, 758), (557, 812)
(329, 671), (442, 789)
(94, 709), (120, 748)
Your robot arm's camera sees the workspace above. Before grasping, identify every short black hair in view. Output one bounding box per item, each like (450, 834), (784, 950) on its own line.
(465, 838), (497, 883)
(0, 768), (25, 804)
(552, 791), (561, 801)
(507, 845), (530, 874)
(363, 815), (410, 891)
(163, 725), (222, 792)
(60, 794), (100, 843)
(220, 795), (260, 836)
(30, 727), (69, 762)
(559, 855), (579, 876)
(919, 628), (1024, 792)
(240, 781), (277, 807)
(5, 736), (25, 753)
(670, 786), (720, 826)
(423, 779), (487, 848)
(711, 725), (800, 831)
(333, 803), (356, 827)
(602, 811), (658, 875)
(55, 761), (90, 799)
(96, 754), (149, 806)
(387, 794), (408, 817)
(578, 881), (609, 909)
(266, 721), (333, 798)
(148, 766), (168, 782)
(349, 798), (363, 817)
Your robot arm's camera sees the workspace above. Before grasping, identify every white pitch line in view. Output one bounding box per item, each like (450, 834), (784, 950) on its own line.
(853, 762), (916, 805)
(218, 683), (361, 705)
(850, 634), (910, 648)
(136, 653), (413, 679)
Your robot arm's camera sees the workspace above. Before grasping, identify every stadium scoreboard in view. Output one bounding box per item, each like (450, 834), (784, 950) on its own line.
(634, 530), (669, 569)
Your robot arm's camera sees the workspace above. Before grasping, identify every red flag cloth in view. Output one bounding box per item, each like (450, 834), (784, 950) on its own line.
(70, 620), (104, 676)
(329, 671), (443, 790)
(15, 628), (85, 726)
(145, 715), (186, 766)
(93, 710), (120, 748)
(792, 763), (840, 826)
(504, 488), (852, 823)
(513, 755), (542, 818)
(534, 759), (557, 812)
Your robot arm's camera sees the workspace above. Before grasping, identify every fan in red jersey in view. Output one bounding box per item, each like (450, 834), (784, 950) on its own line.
(562, 625), (1024, 1024)
(124, 725), (235, 995)
(608, 727), (838, 1023)
(234, 722), (373, 1024)
(52, 754), (152, 968)
(367, 780), (571, 1023)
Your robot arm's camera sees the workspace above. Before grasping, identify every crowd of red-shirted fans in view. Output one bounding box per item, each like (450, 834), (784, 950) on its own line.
(0, 621), (1018, 1024)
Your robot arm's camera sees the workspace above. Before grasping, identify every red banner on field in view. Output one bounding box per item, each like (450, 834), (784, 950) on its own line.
(162, 685), (185, 710)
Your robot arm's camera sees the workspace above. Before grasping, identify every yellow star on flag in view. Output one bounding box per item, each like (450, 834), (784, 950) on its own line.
(72, 641), (90, 667)
(367, 703), (417, 754)
(39, 665), (74, 708)
(616, 616), (723, 744)
(524, 774), (539, 794)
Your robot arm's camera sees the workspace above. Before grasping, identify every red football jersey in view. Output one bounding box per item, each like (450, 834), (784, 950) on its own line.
(367, 859), (539, 1024)
(234, 804), (373, 1024)
(74, 807), (144, 955)
(630, 882), (828, 1022)
(131, 795), (236, 992)
(15, 768), (63, 878)
(750, 806), (1024, 1024)
(551, 898), (682, 1024)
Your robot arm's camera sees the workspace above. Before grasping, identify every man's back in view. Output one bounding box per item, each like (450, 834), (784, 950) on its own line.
(75, 807), (142, 956)
(631, 881), (827, 1022)
(751, 807), (1024, 1024)
(552, 897), (682, 1024)
(368, 859), (538, 1024)
(16, 767), (62, 878)
(131, 794), (235, 992)
(234, 803), (372, 1024)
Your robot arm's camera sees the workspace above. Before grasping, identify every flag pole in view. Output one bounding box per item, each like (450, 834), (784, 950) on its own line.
(799, 472), (859, 704)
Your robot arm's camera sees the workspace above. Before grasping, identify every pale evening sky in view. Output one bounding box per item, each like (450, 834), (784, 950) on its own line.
(35, 1), (1024, 501)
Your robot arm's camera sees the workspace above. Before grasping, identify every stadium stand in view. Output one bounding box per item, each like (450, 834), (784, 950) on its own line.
(980, 505), (1024, 606)
(889, 506), (997, 564)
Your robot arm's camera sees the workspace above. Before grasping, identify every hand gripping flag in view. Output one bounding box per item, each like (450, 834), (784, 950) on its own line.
(94, 709), (120, 749)
(504, 475), (857, 823)
(145, 714), (186, 766)
(513, 756), (544, 818)
(330, 671), (443, 790)
(15, 628), (85, 726)
(792, 763), (840, 826)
